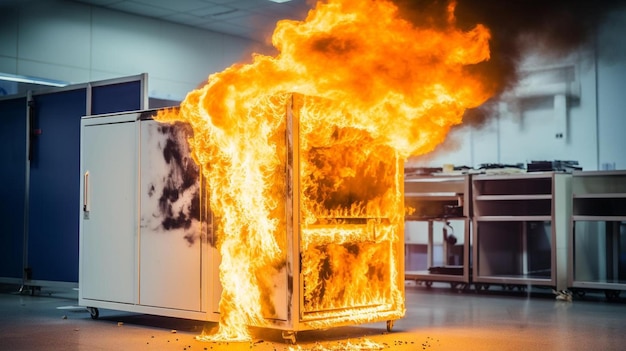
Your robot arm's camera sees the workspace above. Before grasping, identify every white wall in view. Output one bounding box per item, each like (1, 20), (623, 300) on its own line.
(0, 0), (268, 102)
(408, 8), (626, 171)
(596, 10), (626, 171)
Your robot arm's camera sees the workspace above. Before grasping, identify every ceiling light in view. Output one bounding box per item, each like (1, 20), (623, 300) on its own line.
(268, 0), (293, 3)
(0, 73), (68, 87)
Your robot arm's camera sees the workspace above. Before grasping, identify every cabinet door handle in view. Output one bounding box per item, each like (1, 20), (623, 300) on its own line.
(83, 171), (90, 212)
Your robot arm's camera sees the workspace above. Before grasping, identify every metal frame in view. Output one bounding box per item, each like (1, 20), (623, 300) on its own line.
(404, 174), (472, 288)
(569, 170), (626, 293)
(471, 172), (571, 290)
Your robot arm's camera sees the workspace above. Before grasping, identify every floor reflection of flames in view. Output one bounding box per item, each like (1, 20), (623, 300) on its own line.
(190, 324), (421, 350)
(194, 326), (414, 351)
(287, 338), (385, 350)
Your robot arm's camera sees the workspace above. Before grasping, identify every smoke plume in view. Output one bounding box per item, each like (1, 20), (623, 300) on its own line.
(393, 0), (626, 126)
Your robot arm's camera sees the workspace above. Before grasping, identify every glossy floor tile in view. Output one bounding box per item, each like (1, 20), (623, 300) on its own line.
(1, 282), (625, 350)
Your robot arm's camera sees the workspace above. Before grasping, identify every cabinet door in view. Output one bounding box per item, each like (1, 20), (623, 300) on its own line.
(138, 120), (202, 311)
(81, 121), (137, 303)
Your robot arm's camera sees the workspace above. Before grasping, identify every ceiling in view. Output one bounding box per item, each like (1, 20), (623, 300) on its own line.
(71, 0), (314, 44)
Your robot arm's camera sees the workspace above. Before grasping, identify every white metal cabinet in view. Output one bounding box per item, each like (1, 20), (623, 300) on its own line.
(79, 111), (216, 320)
(80, 115), (137, 304)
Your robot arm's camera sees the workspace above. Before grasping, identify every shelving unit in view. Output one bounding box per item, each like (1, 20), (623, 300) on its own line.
(472, 172), (571, 290)
(569, 170), (626, 298)
(404, 174), (471, 288)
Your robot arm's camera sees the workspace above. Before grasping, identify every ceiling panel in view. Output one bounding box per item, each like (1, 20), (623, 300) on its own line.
(161, 12), (210, 26)
(105, 1), (173, 18)
(69, 0), (312, 43)
(132, 0), (209, 12)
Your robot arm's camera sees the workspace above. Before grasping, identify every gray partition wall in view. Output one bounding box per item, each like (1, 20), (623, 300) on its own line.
(0, 73), (148, 288)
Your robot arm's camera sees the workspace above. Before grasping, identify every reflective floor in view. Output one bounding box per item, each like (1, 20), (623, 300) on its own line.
(1, 281), (626, 351)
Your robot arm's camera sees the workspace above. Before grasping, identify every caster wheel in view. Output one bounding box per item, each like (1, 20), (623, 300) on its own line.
(87, 307), (99, 319)
(605, 290), (620, 301)
(282, 331), (297, 344)
(474, 284), (490, 292)
(425, 281), (433, 288)
(386, 320), (394, 332)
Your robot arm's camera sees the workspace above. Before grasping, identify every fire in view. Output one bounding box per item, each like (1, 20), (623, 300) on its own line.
(288, 338), (385, 351)
(156, 0), (492, 343)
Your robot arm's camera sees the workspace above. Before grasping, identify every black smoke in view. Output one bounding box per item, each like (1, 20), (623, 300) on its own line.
(393, 0), (626, 126)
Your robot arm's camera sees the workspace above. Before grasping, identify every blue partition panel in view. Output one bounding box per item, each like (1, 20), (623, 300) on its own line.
(0, 75), (147, 285)
(91, 80), (142, 115)
(0, 97), (27, 280)
(26, 77), (145, 284)
(27, 88), (86, 283)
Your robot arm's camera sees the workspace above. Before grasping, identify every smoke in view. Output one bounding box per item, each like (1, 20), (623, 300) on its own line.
(393, 0), (626, 126)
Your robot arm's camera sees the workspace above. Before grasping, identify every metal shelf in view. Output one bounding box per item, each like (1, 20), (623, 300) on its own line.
(569, 170), (626, 295)
(471, 173), (571, 290)
(474, 215), (552, 221)
(475, 194), (552, 201)
(404, 174), (471, 287)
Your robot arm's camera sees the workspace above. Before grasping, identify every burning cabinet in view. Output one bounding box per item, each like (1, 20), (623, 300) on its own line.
(79, 101), (405, 338)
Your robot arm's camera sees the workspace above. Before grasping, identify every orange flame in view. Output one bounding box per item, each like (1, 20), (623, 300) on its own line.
(156, 0), (492, 342)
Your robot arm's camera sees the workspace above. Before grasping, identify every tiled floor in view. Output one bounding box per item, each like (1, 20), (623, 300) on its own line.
(1, 282), (626, 351)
